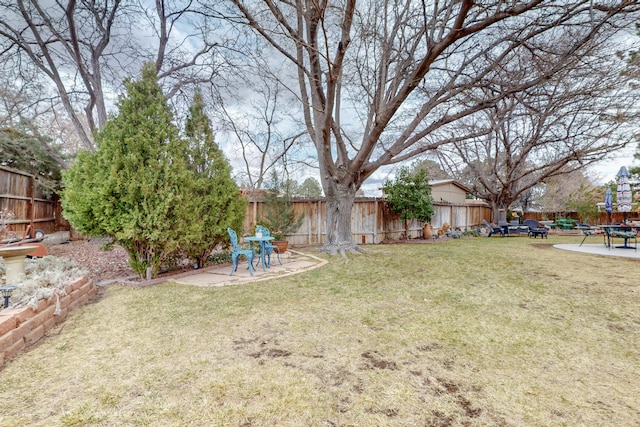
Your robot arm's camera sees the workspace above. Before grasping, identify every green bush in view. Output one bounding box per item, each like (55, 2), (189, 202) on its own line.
(180, 88), (246, 267)
(259, 172), (303, 240)
(207, 251), (233, 266)
(62, 64), (245, 279)
(384, 166), (434, 240)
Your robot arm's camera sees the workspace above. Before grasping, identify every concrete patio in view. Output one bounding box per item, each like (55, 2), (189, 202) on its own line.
(554, 243), (640, 259)
(167, 249), (328, 287)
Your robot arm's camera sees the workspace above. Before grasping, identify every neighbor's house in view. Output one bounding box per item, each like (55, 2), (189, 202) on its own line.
(429, 179), (470, 205)
(427, 179), (489, 233)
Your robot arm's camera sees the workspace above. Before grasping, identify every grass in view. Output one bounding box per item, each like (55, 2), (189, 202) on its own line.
(1, 235), (639, 426)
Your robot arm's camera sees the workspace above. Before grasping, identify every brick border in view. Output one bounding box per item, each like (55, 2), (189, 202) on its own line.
(0, 276), (96, 368)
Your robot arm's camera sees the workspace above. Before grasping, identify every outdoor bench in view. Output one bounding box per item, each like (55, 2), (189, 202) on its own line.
(498, 221), (530, 236)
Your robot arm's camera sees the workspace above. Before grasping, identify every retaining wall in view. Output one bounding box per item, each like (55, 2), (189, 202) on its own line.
(0, 276), (96, 368)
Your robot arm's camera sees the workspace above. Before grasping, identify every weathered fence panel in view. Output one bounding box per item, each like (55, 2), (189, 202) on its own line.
(0, 166), (57, 237)
(244, 197), (492, 245)
(0, 164), (499, 246)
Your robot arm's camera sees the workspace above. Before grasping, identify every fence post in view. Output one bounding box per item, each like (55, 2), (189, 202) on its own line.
(317, 200), (322, 244)
(307, 200), (312, 244)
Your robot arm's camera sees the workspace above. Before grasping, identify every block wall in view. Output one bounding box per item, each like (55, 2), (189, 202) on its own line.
(0, 276), (96, 368)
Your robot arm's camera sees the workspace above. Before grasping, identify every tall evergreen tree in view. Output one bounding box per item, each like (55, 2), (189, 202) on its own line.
(182, 88), (246, 267)
(62, 63), (194, 279)
(297, 177), (323, 198)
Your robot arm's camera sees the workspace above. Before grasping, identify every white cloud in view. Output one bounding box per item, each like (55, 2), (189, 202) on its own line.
(588, 146), (637, 184)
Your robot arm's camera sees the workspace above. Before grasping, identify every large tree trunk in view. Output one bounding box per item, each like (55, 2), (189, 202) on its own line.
(404, 218), (409, 240)
(489, 200), (500, 223)
(321, 181), (361, 256)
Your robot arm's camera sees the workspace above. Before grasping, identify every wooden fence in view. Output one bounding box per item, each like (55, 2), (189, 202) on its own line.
(1, 166), (492, 244)
(7, 162), (625, 245)
(243, 198), (493, 245)
(0, 166), (60, 238)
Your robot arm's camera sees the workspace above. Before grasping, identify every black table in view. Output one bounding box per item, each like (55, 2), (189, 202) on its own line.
(529, 228), (548, 239)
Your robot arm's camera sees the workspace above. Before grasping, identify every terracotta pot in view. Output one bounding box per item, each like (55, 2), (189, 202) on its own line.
(423, 224), (433, 239)
(272, 240), (289, 253)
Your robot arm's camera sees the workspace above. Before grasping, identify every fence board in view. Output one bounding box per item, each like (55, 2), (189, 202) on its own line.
(0, 166), (57, 237)
(243, 197), (491, 244)
(12, 162), (605, 246)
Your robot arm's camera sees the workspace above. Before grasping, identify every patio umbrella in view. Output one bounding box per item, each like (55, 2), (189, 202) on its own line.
(604, 187), (613, 223)
(616, 166), (632, 221)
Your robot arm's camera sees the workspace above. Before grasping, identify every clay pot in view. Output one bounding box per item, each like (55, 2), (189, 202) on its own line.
(272, 240), (289, 253)
(423, 224), (433, 239)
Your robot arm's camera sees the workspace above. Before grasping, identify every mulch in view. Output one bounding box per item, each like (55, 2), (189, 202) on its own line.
(46, 239), (135, 283)
(45, 239), (223, 284)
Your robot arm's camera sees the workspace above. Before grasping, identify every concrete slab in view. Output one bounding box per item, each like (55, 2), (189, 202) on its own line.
(554, 243), (640, 259)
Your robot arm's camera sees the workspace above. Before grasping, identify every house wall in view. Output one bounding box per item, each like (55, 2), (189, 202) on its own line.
(431, 182), (468, 204)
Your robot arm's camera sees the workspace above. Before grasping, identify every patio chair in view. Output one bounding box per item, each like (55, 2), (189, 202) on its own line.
(608, 226), (638, 251)
(482, 220), (504, 237)
(578, 226), (606, 247)
(523, 219), (548, 239)
(498, 220), (522, 236)
(255, 225), (282, 267)
(227, 227), (255, 276)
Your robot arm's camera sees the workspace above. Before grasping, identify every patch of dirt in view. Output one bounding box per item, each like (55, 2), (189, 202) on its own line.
(46, 239), (215, 284)
(249, 348), (292, 359)
(530, 243), (555, 249)
(361, 350), (398, 370)
(46, 239), (135, 283)
(381, 237), (452, 244)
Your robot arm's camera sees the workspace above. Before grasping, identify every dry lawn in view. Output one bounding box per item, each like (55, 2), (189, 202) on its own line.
(0, 235), (638, 426)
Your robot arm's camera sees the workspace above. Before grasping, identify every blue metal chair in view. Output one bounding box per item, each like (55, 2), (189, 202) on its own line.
(227, 227), (254, 276)
(255, 225), (282, 267)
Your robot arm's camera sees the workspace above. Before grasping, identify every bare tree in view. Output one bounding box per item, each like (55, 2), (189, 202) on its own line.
(213, 74), (308, 193)
(436, 32), (637, 221)
(223, 0), (639, 255)
(539, 170), (601, 218)
(411, 159), (451, 181)
(0, 0), (220, 152)
(0, 69), (75, 168)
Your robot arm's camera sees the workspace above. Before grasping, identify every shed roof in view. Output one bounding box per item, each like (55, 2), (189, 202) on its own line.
(429, 179), (471, 194)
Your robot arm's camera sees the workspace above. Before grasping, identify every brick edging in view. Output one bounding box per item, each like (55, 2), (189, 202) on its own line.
(0, 276), (96, 368)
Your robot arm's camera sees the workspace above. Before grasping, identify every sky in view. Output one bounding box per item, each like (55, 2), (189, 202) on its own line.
(588, 145), (637, 184)
(221, 145), (638, 199)
(5, 0), (634, 199)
